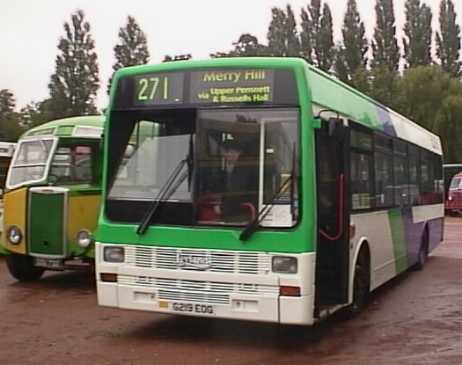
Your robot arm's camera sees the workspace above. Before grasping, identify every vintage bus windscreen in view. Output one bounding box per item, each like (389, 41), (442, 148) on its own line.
(107, 68), (300, 229)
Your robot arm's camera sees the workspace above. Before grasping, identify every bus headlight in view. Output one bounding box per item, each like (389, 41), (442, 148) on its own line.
(104, 246), (125, 263)
(7, 226), (23, 245)
(76, 230), (94, 248)
(272, 256), (298, 274)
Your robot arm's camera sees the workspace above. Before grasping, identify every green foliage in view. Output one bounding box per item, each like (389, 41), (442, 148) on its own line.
(436, 0), (462, 78)
(371, 0), (400, 72)
(48, 9), (99, 119)
(396, 67), (451, 129)
(435, 95), (462, 163)
(108, 16), (150, 94)
(335, 0), (368, 83)
(403, 0), (433, 68)
(0, 89), (23, 141)
(267, 5), (300, 57)
(300, 1), (334, 72)
(316, 4), (334, 72)
(334, 45), (349, 82)
(369, 66), (400, 109)
(210, 34), (268, 58)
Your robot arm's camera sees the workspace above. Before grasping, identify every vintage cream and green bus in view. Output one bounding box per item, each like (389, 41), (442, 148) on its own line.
(96, 58), (443, 325)
(0, 141), (16, 255)
(2, 116), (104, 281)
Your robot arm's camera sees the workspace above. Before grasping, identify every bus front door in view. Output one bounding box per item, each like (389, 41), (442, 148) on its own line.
(315, 121), (350, 309)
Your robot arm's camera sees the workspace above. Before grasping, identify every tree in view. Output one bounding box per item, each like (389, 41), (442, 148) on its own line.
(0, 89), (22, 140)
(300, 5), (314, 62)
(371, 0), (401, 72)
(233, 34), (268, 56)
(403, 0), (433, 69)
(436, 0), (462, 78)
(334, 45), (349, 82)
(316, 3), (335, 72)
(210, 34), (268, 58)
(48, 9), (99, 119)
(19, 100), (56, 129)
(267, 5), (300, 57)
(108, 16), (150, 94)
(369, 66), (400, 108)
(336, 0), (368, 82)
(435, 95), (462, 163)
(300, 1), (334, 71)
(395, 66), (459, 131)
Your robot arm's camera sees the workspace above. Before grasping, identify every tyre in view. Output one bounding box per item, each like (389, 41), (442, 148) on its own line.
(6, 254), (44, 282)
(345, 251), (370, 318)
(414, 228), (429, 271)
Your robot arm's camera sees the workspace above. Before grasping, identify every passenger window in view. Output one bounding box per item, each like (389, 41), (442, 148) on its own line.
(351, 152), (372, 210)
(408, 146), (420, 205)
(394, 140), (409, 206)
(375, 135), (394, 208)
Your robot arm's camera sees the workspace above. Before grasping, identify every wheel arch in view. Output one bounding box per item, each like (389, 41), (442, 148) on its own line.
(349, 237), (371, 304)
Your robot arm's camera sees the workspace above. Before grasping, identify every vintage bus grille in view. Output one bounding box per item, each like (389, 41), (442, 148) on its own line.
(118, 275), (279, 305)
(125, 246), (271, 275)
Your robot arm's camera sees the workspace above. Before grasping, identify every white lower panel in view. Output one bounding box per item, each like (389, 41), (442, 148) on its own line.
(412, 204), (444, 223)
(116, 284), (279, 323)
(280, 295), (315, 325)
(351, 211), (396, 290)
(97, 282), (316, 325)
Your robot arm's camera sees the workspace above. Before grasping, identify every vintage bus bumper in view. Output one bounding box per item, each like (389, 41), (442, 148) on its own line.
(96, 244), (316, 325)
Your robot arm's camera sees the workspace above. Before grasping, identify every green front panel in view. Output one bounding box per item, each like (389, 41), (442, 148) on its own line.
(29, 192), (65, 256)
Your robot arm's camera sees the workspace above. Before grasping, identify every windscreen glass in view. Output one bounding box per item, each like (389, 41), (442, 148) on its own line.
(49, 144), (96, 185)
(7, 139), (55, 188)
(106, 108), (299, 228)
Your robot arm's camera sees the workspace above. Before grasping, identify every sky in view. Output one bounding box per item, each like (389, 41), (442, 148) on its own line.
(1, 0), (459, 110)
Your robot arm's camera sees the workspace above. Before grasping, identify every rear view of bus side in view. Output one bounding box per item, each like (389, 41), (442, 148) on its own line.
(96, 58), (444, 325)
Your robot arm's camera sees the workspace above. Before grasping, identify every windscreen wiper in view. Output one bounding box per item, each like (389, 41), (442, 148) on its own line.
(239, 174), (294, 242)
(136, 156), (190, 235)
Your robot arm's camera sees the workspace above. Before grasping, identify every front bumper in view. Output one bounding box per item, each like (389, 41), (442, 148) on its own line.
(96, 244), (316, 325)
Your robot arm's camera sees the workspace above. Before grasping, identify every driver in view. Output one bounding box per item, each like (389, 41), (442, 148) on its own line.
(220, 139), (258, 223)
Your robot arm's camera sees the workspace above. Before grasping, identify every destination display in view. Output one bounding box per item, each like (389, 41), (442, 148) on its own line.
(116, 68), (297, 109)
(190, 69), (274, 104)
(134, 72), (184, 106)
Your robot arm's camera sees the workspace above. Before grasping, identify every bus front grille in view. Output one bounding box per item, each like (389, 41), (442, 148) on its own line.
(118, 275), (279, 305)
(125, 246), (272, 275)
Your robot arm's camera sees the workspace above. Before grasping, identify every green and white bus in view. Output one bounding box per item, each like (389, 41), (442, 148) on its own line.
(96, 58), (444, 325)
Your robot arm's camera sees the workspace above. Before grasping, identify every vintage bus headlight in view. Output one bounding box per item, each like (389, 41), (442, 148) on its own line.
(7, 226), (23, 245)
(272, 256), (298, 274)
(76, 230), (94, 248)
(104, 246), (125, 263)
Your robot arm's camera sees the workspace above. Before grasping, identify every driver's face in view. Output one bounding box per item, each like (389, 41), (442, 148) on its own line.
(223, 148), (240, 163)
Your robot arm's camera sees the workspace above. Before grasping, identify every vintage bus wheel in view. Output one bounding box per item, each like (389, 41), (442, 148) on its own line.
(6, 254), (45, 282)
(345, 251), (370, 318)
(414, 229), (429, 271)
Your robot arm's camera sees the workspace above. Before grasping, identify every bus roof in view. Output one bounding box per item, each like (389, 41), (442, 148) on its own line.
(111, 57), (442, 155)
(22, 115), (105, 139)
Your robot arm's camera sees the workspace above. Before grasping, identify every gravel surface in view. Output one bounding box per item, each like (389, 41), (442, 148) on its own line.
(0, 217), (461, 365)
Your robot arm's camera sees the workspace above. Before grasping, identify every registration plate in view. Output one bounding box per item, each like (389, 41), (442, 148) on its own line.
(34, 257), (64, 269)
(168, 302), (215, 315)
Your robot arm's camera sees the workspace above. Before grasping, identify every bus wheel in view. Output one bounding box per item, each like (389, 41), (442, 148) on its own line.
(6, 254), (44, 282)
(414, 229), (429, 271)
(345, 251), (370, 318)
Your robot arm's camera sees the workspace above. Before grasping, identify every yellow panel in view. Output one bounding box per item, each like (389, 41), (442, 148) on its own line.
(3, 188), (28, 254)
(67, 195), (101, 243)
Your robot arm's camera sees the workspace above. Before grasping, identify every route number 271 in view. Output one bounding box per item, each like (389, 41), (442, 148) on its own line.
(137, 77), (169, 102)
